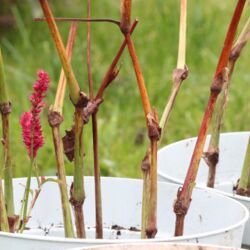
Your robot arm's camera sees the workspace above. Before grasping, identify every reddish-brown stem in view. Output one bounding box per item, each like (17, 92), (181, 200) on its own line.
(34, 17), (120, 26)
(125, 32), (160, 238)
(95, 20), (138, 100)
(125, 34), (151, 117)
(86, 0), (103, 239)
(174, 0), (246, 236)
(120, 0), (132, 34)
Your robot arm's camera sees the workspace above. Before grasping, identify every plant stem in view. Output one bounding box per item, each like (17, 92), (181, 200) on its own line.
(86, 0), (103, 239)
(125, 34), (159, 237)
(0, 178), (9, 232)
(121, 1), (160, 237)
(34, 17), (120, 26)
(53, 22), (78, 114)
(120, 0), (132, 34)
(173, 0), (245, 236)
(39, 0), (88, 106)
(204, 16), (250, 188)
(20, 157), (34, 233)
(141, 0), (188, 239)
(0, 48), (14, 223)
(177, 0), (187, 69)
(236, 135), (250, 196)
(50, 123), (75, 237)
(95, 19), (138, 100)
(48, 22), (78, 238)
(70, 107), (86, 238)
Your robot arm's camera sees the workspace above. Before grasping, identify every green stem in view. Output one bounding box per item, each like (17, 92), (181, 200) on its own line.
(2, 112), (14, 217)
(237, 136), (250, 195)
(0, 48), (14, 219)
(39, 0), (88, 106)
(205, 16), (250, 188)
(0, 178), (9, 232)
(20, 158), (34, 233)
(50, 123), (75, 237)
(70, 108), (86, 238)
(0, 48), (9, 103)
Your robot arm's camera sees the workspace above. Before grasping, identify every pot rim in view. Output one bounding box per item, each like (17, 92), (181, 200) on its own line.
(70, 242), (243, 250)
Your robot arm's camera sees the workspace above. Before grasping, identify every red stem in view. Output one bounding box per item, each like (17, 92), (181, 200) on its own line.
(174, 0), (246, 236)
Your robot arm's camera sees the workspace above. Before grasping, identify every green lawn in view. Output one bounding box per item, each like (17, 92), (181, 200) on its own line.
(0, 0), (249, 178)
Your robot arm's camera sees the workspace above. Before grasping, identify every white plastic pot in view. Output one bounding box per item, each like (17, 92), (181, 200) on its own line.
(0, 176), (248, 250)
(158, 131), (250, 246)
(69, 242), (243, 250)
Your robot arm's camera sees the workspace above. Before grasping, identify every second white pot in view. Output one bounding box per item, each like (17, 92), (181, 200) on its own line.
(158, 131), (250, 246)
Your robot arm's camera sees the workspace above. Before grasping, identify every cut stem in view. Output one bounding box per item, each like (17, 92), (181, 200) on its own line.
(173, 0), (246, 236)
(0, 48), (14, 225)
(204, 16), (250, 188)
(39, 0), (88, 106)
(177, 0), (187, 69)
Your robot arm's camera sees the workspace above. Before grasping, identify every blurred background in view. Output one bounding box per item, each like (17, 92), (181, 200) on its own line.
(0, 0), (249, 178)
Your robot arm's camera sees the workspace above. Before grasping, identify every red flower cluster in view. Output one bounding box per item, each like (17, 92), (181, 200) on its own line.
(20, 70), (50, 158)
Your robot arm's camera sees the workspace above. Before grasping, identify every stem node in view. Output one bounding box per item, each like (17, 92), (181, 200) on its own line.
(172, 65), (189, 86)
(147, 110), (161, 142)
(48, 111), (64, 127)
(0, 102), (11, 115)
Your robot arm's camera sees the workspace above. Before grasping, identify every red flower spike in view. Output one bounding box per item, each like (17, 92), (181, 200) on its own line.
(20, 70), (50, 158)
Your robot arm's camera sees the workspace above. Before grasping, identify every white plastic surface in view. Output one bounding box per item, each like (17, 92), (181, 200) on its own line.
(158, 131), (250, 245)
(0, 176), (248, 250)
(69, 242), (244, 250)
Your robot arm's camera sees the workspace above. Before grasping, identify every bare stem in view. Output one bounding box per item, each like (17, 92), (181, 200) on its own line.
(236, 135), (250, 196)
(0, 48), (14, 222)
(53, 22), (78, 113)
(39, 0), (88, 106)
(204, 16), (250, 188)
(47, 23), (78, 238)
(34, 17), (120, 26)
(86, 0), (103, 239)
(20, 158), (34, 233)
(0, 178), (9, 232)
(49, 122), (75, 238)
(141, 0), (188, 238)
(125, 32), (160, 238)
(177, 0), (187, 69)
(173, 0), (246, 236)
(70, 107), (86, 238)
(120, 0), (132, 34)
(95, 19), (138, 100)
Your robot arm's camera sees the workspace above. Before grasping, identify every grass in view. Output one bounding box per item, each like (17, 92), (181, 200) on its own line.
(0, 0), (250, 179)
